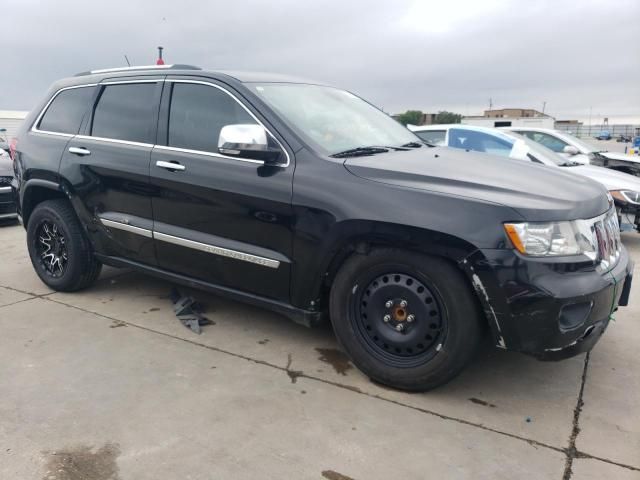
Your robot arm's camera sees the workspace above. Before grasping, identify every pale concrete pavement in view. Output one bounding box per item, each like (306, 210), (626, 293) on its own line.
(0, 221), (638, 479)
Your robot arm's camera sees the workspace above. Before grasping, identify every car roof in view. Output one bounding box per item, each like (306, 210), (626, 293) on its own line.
(503, 127), (558, 133)
(57, 65), (326, 88)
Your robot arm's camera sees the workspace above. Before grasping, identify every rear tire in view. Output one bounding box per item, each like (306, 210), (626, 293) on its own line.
(27, 199), (101, 291)
(329, 248), (482, 391)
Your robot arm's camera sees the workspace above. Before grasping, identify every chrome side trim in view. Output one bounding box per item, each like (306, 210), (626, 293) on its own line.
(0, 186), (12, 193)
(101, 219), (153, 238)
(165, 79), (291, 167)
(98, 216), (282, 269)
(31, 131), (74, 139)
(154, 231), (281, 269)
(0, 213), (18, 219)
(101, 79), (161, 85)
(30, 84), (98, 136)
(76, 135), (154, 148)
(154, 145), (265, 165)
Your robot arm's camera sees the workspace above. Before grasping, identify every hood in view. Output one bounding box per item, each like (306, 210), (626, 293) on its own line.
(601, 151), (640, 164)
(344, 147), (610, 222)
(567, 164), (640, 192)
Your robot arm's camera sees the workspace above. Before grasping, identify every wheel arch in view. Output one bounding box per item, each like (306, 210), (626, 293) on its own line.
(20, 180), (68, 227)
(292, 219), (481, 310)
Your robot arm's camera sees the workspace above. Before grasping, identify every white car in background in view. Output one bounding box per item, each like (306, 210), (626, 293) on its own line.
(408, 124), (640, 231)
(504, 127), (640, 176)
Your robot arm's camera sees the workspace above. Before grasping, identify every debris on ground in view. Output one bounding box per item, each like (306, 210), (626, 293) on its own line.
(170, 287), (213, 334)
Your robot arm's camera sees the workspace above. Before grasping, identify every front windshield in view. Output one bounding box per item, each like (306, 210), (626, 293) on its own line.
(248, 83), (419, 155)
(557, 131), (598, 153)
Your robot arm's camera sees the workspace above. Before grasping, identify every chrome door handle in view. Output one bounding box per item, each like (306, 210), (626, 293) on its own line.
(68, 147), (91, 156)
(156, 160), (186, 171)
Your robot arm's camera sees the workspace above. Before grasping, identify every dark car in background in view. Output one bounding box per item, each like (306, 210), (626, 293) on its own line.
(10, 65), (633, 390)
(0, 149), (18, 221)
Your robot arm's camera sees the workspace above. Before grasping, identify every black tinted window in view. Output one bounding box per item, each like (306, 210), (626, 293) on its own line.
(38, 87), (94, 134)
(168, 83), (256, 152)
(92, 83), (157, 143)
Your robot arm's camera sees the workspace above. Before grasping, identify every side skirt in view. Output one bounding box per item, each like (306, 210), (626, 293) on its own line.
(95, 254), (324, 328)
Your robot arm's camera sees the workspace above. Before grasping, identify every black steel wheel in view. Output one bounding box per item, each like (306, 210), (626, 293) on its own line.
(353, 272), (447, 368)
(330, 248), (483, 391)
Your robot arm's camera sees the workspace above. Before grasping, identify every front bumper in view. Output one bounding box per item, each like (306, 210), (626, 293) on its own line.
(463, 246), (633, 360)
(0, 186), (17, 219)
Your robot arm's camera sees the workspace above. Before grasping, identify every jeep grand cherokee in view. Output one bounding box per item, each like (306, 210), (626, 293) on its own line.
(10, 65), (633, 390)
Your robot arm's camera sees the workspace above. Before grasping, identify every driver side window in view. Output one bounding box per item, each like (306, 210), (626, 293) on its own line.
(168, 83), (258, 153)
(519, 131), (568, 153)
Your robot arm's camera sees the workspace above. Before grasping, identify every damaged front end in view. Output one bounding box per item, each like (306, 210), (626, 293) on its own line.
(459, 240), (633, 360)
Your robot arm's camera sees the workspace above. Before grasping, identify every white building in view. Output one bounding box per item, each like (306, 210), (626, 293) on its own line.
(0, 110), (29, 141)
(461, 115), (555, 129)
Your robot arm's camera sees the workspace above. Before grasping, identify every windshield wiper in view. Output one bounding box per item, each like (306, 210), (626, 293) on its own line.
(330, 146), (390, 158)
(401, 142), (425, 148)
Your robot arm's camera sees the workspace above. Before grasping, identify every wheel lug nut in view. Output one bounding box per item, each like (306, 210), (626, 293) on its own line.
(383, 314), (391, 323)
(385, 300), (393, 308)
(396, 324), (404, 332)
(407, 314), (415, 323)
(400, 300), (408, 308)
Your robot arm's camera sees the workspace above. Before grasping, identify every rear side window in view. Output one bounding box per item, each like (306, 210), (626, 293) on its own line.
(37, 87), (94, 134)
(167, 83), (257, 153)
(448, 128), (513, 157)
(91, 83), (157, 143)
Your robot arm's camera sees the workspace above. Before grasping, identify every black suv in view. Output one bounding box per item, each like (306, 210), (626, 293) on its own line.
(11, 65), (633, 390)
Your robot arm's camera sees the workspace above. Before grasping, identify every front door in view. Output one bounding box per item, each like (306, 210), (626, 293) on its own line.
(60, 77), (163, 265)
(149, 78), (294, 301)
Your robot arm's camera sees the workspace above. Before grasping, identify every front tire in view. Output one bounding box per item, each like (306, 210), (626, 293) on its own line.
(329, 249), (482, 391)
(27, 199), (101, 291)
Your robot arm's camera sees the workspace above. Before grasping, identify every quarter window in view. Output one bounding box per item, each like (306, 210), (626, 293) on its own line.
(37, 87), (94, 135)
(91, 83), (157, 143)
(168, 83), (257, 153)
(414, 130), (446, 146)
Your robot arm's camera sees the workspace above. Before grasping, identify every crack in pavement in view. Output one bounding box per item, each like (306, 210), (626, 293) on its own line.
(0, 284), (56, 299)
(562, 353), (589, 480)
(13, 295), (639, 474)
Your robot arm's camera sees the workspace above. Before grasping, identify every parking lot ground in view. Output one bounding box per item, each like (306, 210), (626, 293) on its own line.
(0, 222), (638, 479)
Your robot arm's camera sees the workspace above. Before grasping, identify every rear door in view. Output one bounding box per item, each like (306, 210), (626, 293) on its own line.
(59, 77), (163, 265)
(149, 78), (294, 301)
(26, 83), (96, 193)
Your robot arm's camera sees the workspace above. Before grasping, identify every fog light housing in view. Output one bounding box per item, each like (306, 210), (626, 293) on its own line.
(558, 302), (593, 332)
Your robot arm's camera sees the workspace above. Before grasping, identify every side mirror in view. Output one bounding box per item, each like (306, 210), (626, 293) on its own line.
(218, 124), (282, 164)
(563, 145), (579, 156)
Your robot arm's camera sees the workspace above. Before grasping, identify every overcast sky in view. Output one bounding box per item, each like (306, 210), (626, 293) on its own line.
(2, 0), (639, 123)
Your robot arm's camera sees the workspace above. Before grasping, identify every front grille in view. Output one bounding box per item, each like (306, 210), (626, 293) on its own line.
(592, 209), (621, 271)
(0, 176), (12, 186)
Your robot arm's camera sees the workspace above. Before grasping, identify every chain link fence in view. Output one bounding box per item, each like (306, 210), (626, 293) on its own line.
(555, 123), (640, 138)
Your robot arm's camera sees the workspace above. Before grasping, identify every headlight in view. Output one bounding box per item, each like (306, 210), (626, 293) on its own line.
(610, 190), (640, 205)
(504, 220), (599, 258)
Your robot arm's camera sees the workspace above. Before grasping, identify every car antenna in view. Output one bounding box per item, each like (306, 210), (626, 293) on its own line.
(124, 55), (131, 67)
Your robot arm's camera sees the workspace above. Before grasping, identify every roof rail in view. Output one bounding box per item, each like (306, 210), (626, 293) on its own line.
(75, 64), (202, 76)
